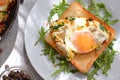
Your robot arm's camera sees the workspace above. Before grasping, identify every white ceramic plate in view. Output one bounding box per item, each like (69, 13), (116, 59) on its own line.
(25, 0), (120, 80)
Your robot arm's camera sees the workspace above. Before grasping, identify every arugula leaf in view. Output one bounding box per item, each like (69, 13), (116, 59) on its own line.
(106, 19), (119, 25)
(88, 0), (119, 25)
(35, 27), (57, 63)
(52, 56), (78, 76)
(42, 44), (57, 63)
(35, 27), (47, 45)
(52, 69), (62, 77)
(48, 0), (69, 21)
(76, 0), (85, 7)
(97, 3), (112, 18)
(87, 68), (98, 80)
(95, 42), (116, 74)
(88, 0), (101, 18)
(87, 42), (116, 80)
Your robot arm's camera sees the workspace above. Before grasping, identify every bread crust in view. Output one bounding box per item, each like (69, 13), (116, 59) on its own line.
(45, 2), (115, 73)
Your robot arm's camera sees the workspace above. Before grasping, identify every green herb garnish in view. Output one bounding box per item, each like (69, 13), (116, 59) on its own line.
(68, 17), (76, 21)
(51, 22), (64, 30)
(99, 24), (107, 32)
(2, 11), (7, 15)
(48, 0), (69, 21)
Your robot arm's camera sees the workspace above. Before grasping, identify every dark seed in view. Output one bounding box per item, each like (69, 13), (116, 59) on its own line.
(8, 70), (16, 77)
(16, 71), (19, 73)
(15, 73), (21, 79)
(19, 71), (24, 76)
(2, 75), (7, 80)
(4, 76), (10, 80)
(88, 18), (93, 21)
(5, 65), (9, 69)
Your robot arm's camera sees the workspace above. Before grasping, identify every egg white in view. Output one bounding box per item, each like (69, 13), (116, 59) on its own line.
(52, 17), (109, 54)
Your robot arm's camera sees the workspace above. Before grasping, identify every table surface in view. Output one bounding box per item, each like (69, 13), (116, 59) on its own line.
(0, 0), (43, 80)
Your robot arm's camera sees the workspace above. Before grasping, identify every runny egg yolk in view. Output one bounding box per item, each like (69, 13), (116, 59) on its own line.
(0, 0), (8, 6)
(72, 32), (97, 53)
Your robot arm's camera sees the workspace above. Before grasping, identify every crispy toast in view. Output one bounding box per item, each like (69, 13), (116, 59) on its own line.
(45, 2), (115, 73)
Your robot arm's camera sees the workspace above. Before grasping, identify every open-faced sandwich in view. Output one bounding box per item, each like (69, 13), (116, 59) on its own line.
(0, 0), (18, 41)
(45, 2), (115, 73)
(0, 0), (16, 33)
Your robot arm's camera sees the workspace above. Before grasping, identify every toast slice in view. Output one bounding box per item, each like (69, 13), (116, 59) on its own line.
(45, 2), (115, 73)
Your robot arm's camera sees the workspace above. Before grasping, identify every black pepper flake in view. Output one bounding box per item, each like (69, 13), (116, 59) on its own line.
(65, 17), (68, 20)
(88, 18), (93, 21)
